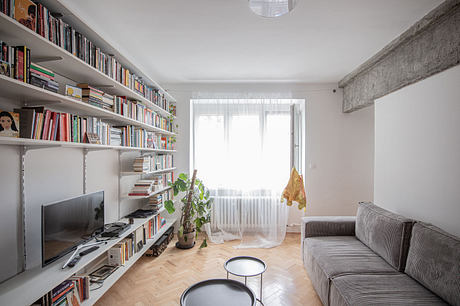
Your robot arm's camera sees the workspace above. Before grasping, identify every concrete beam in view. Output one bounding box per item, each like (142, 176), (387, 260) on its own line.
(339, 0), (460, 113)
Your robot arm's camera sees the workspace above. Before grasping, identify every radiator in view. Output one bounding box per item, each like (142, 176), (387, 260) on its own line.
(210, 196), (283, 232)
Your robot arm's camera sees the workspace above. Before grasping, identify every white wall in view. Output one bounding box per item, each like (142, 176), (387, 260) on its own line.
(374, 65), (460, 236)
(165, 82), (374, 226)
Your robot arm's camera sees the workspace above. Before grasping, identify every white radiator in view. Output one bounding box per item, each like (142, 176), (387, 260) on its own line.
(210, 196), (283, 232)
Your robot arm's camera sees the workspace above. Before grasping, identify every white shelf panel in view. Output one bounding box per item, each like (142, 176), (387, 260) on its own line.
(0, 214), (176, 306)
(81, 219), (176, 305)
(0, 75), (176, 136)
(0, 12), (175, 118)
(127, 186), (172, 199)
(0, 136), (175, 153)
(121, 167), (176, 176)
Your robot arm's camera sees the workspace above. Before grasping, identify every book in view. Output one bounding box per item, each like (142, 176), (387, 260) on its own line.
(65, 84), (82, 100)
(14, 0), (37, 32)
(14, 108), (35, 138)
(0, 110), (20, 137)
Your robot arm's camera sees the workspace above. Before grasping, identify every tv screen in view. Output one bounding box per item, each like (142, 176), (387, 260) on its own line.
(42, 191), (105, 267)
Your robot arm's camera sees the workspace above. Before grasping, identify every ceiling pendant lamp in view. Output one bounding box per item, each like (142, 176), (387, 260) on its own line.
(249, 0), (298, 18)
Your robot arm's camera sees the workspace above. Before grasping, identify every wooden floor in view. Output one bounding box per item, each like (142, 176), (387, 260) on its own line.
(95, 233), (322, 306)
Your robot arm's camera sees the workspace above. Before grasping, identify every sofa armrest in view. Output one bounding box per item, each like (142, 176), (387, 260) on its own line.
(301, 216), (356, 238)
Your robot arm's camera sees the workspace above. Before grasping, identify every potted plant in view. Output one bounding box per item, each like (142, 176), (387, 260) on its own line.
(164, 170), (212, 249)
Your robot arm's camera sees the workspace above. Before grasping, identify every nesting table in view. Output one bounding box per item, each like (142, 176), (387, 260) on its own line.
(224, 256), (267, 305)
(180, 279), (256, 306)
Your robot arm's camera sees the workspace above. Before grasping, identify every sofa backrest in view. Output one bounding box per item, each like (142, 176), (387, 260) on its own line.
(405, 222), (460, 306)
(355, 202), (413, 271)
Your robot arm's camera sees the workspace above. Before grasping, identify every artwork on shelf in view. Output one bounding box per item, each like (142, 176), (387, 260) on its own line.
(14, 0), (37, 32)
(86, 132), (101, 144)
(0, 61), (10, 77)
(65, 84), (82, 100)
(89, 265), (118, 282)
(0, 110), (20, 137)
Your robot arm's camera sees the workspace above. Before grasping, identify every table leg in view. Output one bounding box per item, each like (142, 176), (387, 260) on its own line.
(260, 274), (263, 301)
(245, 276), (247, 286)
(227, 271), (229, 279)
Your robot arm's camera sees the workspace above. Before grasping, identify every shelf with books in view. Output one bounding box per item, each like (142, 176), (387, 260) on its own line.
(121, 167), (176, 176)
(0, 74), (176, 136)
(0, 136), (175, 153)
(0, 11), (175, 118)
(127, 185), (172, 199)
(80, 218), (176, 306)
(0, 210), (177, 306)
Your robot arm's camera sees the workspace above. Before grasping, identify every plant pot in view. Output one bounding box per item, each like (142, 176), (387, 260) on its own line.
(176, 230), (195, 249)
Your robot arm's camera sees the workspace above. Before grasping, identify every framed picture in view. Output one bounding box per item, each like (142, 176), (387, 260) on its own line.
(85, 132), (101, 144)
(0, 110), (20, 138)
(89, 265), (118, 282)
(15, 0), (37, 32)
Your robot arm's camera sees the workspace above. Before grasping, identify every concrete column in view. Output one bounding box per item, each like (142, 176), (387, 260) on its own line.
(339, 0), (460, 113)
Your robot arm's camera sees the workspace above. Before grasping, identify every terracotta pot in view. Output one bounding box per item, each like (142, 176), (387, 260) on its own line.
(177, 230), (195, 249)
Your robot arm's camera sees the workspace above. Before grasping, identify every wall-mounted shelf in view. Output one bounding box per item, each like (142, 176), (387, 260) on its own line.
(0, 75), (176, 136)
(121, 167), (176, 176)
(0, 136), (173, 153)
(0, 214), (177, 306)
(0, 12), (175, 118)
(127, 186), (172, 199)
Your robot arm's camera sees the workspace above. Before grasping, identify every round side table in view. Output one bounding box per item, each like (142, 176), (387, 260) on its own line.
(224, 256), (266, 305)
(180, 278), (256, 306)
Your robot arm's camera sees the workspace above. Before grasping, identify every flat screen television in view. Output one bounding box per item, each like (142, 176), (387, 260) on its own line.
(41, 191), (105, 267)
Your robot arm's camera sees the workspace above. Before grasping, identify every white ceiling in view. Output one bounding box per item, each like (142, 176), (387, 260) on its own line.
(61, 0), (442, 84)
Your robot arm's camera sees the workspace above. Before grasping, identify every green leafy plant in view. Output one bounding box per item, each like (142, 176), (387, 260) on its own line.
(164, 171), (212, 248)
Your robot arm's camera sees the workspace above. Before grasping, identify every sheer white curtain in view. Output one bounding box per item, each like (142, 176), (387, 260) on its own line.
(192, 99), (301, 248)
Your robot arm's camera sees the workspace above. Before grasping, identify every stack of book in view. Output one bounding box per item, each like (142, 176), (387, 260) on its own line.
(30, 63), (59, 93)
(154, 154), (174, 170)
(110, 127), (122, 146)
(102, 93), (114, 109)
(77, 83), (110, 110)
(133, 156), (150, 172)
(128, 180), (154, 196)
(108, 236), (134, 266)
(68, 275), (90, 303)
(147, 194), (164, 213)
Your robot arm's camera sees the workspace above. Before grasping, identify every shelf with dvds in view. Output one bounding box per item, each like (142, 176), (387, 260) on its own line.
(0, 10), (175, 118)
(0, 212), (177, 306)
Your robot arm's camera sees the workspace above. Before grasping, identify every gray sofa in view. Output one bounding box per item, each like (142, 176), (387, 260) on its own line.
(301, 202), (460, 306)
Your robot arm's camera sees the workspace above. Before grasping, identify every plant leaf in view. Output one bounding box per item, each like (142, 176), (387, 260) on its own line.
(179, 173), (188, 181)
(164, 200), (175, 214)
(199, 239), (208, 249)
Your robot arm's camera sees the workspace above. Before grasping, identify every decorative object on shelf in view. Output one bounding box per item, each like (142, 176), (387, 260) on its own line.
(165, 170), (212, 249)
(0, 110), (19, 137)
(249, 0), (298, 18)
(85, 132), (101, 144)
(65, 84), (82, 100)
(14, 0), (37, 32)
(89, 265), (118, 282)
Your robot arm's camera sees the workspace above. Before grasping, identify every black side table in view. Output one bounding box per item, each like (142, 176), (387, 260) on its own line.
(224, 256), (267, 305)
(180, 278), (256, 306)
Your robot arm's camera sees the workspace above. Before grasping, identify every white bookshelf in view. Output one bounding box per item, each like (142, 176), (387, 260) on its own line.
(0, 11), (175, 118)
(127, 186), (173, 199)
(121, 167), (176, 176)
(0, 74), (176, 136)
(0, 136), (176, 153)
(0, 2), (180, 305)
(0, 215), (177, 306)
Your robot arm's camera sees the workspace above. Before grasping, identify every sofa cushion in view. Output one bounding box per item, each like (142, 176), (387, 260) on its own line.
(405, 222), (460, 306)
(303, 236), (398, 305)
(355, 202), (413, 271)
(330, 274), (448, 305)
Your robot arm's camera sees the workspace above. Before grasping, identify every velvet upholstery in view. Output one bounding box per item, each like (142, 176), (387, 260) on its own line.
(330, 274), (448, 305)
(355, 202), (413, 271)
(405, 222), (460, 306)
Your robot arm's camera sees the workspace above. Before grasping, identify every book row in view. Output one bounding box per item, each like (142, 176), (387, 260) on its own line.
(0, 107), (174, 150)
(32, 275), (89, 306)
(133, 154), (174, 172)
(113, 96), (173, 132)
(0, 41), (59, 92)
(108, 215), (165, 266)
(1, 0), (172, 112)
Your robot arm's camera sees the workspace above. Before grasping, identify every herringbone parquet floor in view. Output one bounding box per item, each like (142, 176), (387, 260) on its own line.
(95, 233), (322, 306)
